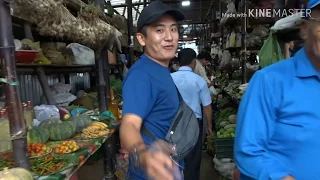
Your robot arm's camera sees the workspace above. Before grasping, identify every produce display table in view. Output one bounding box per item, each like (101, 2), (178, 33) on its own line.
(0, 133), (113, 180)
(222, 89), (240, 106)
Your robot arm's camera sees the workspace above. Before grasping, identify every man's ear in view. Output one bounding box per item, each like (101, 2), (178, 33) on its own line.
(136, 33), (146, 46)
(299, 20), (308, 40)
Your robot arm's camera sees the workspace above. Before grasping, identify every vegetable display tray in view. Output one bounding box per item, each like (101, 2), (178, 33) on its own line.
(213, 137), (234, 158)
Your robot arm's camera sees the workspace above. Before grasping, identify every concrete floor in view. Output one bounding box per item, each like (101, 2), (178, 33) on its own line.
(200, 152), (219, 180)
(76, 152), (219, 180)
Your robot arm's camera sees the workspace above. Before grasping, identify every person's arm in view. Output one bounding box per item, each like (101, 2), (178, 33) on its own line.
(199, 79), (212, 135)
(121, 71), (175, 180)
(203, 105), (212, 135)
(121, 71), (155, 153)
(284, 43), (291, 59)
(234, 71), (294, 180)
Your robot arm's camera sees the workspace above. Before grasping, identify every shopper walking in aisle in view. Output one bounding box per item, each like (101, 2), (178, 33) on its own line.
(171, 48), (212, 180)
(195, 51), (213, 86)
(120, 1), (187, 180)
(234, 1), (320, 179)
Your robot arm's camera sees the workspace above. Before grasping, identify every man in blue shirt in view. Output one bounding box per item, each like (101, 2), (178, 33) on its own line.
(120, 1), (185, 180)
(234, 1), (320, 180)
(171, 48), (212, 180)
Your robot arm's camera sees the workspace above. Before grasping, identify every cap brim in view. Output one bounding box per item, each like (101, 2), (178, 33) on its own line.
(144, 9), (185, 25)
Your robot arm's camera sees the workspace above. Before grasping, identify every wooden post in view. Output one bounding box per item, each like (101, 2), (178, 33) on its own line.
(36, 67), (56, 105)
(93, 1), (115, 179)
(241, 0), (247, 83)
(0, 0), (30, 170)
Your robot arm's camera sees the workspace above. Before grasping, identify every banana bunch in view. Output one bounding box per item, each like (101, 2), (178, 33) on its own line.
(81, 122), (110, 139)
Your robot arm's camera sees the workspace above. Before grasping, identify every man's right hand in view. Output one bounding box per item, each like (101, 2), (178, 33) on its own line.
(282, 175), (295, 180)
(140, 151), (178, 180)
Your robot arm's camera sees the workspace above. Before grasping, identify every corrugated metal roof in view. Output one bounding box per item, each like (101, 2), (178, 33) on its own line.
(111, 0), (143, 23)
(109, 0), (213, 38)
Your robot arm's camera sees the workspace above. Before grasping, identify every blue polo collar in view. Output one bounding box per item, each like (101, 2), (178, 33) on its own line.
(294, 47), (319, 77)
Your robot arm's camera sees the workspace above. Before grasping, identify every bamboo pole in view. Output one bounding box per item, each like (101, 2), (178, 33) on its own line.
(94, 0), (115, 178)
(0, 0), (30, 169)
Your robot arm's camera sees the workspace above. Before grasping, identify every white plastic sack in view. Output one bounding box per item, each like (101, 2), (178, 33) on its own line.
(271, 12), (303, 31)
(122, 64), (128, 77)
(251, 26), (269, 37)
(40, 93), (77, 106)
(51, 82), (72, 94)
(67, 43), (95, 65)
(32, 119), (41, 127)
(239, 83), (248, 91)
(219, 50), (232, 69)
(226, 1), (236, 14)
(220, 158), (233, 163)
(215, 162), (236, 173)
(246, 62), (259, 71)
(213, 157), (223, 166)
(34, 105), (60, 122)
(54, 93), (77, 105)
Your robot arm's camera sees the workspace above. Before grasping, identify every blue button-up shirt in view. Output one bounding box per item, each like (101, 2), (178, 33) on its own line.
(235, 48), (320, 180)
(171, 66), (212, 119)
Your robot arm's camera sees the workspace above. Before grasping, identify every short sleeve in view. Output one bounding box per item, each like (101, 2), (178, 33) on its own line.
(199, 78), (212, 106)
(122, 70), (157, 119)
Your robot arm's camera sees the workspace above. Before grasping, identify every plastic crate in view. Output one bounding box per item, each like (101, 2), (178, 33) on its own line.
(213, 137), (234, 158)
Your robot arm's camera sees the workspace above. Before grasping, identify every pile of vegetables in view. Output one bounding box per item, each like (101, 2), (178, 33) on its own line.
(28, 143), (52, 158)
(51, 141), (80, 154)
(110, 75), (122, 99)
(12, 0), (116, 48)
(27, 127), (49, 144)
(0, 155), (72, 176)
(0, 167), (33, 180)
(215, 107), (237, 135)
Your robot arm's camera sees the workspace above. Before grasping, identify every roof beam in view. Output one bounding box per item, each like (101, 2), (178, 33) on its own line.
(112, 0), (202, 8)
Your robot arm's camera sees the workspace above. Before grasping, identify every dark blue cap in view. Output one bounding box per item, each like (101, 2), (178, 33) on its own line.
(137, 0), (185, 32)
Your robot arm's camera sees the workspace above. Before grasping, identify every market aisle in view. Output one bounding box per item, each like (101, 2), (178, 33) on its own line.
(200, 152), (219, 180)
(77, 152), (218, 180)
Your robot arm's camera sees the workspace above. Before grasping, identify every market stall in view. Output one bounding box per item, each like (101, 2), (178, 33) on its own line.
(0, 0), (129, 178)
(205, 70), (246, 180)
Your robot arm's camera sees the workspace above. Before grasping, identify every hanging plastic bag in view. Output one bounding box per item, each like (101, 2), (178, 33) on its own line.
(67, 43), (95, 65)
(258, 33), (284, 68)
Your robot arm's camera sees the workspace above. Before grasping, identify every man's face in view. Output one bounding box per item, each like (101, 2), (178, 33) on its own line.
(200, 58), (209, 66)
(301, 7), (320, 58)
(137, 15), (179, 62)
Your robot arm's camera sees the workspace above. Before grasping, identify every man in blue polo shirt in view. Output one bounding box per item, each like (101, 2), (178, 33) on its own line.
(171, 48), (212, 180)
(120, 1), (185, 180)
(234, 1), (320, 180)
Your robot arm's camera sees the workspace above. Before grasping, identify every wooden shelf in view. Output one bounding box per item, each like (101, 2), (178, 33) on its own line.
(224, 46), (261, 51)
(0, 64), (120, 74)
